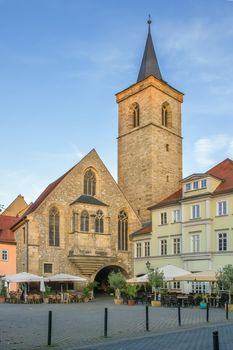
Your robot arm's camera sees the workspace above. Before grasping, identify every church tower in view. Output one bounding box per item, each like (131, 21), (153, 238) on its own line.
(116, 19), (183, 223)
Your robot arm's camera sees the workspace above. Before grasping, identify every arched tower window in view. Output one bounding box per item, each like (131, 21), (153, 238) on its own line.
(118, 210), (128, 251)
(95, 210), (104, 233)
(162, 102), (172, 128)
(133, 103), (140, 128)
(84, 169), (96, 196)
(49, 207), (60, 246)
(80, 210), (89, 232)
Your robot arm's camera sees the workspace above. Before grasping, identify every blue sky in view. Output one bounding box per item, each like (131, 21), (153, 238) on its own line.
(1, 0), (233, 208)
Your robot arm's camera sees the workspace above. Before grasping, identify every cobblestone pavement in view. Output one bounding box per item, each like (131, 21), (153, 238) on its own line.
(0, 296), (232, 350)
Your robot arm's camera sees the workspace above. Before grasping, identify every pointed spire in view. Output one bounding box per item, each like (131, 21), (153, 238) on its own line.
(137, 16), (162, 82)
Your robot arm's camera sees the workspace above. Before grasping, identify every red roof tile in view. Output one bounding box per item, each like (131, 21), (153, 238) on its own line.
(131, 222), (152, 236)
(0, 215), (18, 243)
(148, 189), (182, 210)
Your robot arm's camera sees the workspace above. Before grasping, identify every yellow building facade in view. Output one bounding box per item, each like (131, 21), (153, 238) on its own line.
(133, 159), (233, 284)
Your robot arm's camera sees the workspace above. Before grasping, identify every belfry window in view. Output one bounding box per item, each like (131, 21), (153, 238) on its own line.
(95, 210), (104, 233)
(133, 103), (140, 128)
(162, 102), (172, 128)
(84, 169), (96, 196)
(80, 210), (89, 232)
(118, 210), (128, 251)
(49, 207), (60, 246)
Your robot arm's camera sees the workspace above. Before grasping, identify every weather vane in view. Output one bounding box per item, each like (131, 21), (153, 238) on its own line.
(147, 14), (152, 26)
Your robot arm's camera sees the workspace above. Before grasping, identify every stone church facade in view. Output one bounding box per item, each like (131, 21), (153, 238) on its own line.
(12, 21), (183, 281)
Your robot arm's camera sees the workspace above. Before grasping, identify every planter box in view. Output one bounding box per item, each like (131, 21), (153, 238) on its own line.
(127, 299), (136, 306)
(0, 296), (5, 304)
(200, 302), (207, 309)
(114, 298), (123, 305)
(151, 300), (161, 307)
(225, 304), (233, 311)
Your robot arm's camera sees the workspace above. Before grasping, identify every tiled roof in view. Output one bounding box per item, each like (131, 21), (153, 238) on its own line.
(71, 195), (108, 207)
(148, 189), (182, 210)
(148, 158), (233, 210)
(207, 158), (233, 193)
(131, 221), (152, 237)
(0, 215), (18, 243)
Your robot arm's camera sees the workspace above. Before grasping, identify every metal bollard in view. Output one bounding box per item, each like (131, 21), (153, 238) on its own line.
(146, 305), (149, 331)
(206, 302), (209, 322)
(104, 307), (108, 337)
(213, 331), (219, 350)
(47, 310), (52, 346)
(226, 301), (229, 320)
(178, 303), (181, 326)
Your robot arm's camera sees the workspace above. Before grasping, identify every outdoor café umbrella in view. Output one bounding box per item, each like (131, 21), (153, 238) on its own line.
(44, 273), (87, 282)
(173, 270), (217, 282)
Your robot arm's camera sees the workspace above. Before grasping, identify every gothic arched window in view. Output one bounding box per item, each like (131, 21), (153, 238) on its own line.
(133, 103), (140, 128)
(162, 102), (172, 128)
(49, 207), (60, 246)
(80, 210), (89, 232)
(95, 210), (104, 233)
(118, 210), (128, 251)
(84, 169), (96, 196)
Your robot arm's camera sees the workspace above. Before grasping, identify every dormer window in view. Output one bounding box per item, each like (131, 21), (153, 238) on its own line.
(185, 183), (191, 191)
(193, 181), (199, 190)
(201, 179), (207, 188)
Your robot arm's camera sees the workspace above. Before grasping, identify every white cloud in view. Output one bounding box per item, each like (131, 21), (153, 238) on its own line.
(194, 134), (233, 166)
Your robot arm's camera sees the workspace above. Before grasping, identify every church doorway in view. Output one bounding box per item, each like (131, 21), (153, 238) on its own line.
(94, 265), (128, 295)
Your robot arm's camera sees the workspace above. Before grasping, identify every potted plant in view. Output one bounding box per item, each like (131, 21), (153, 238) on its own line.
(199, 294), (208, 309)
(217, 264), (233, 311)
(108, 271), (126, 305)
(86, 281), (98, 300)
(147, 267), (164, 307)
(82, 287), (90, 302)
(43, 285), (51, 304)
(0, 286), (6, 303)
(126, 284), (138, 305)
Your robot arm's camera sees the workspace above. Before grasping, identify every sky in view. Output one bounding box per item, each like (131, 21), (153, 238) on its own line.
(1, 0), (233, 208)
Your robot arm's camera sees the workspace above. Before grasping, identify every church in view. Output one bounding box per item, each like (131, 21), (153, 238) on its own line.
(11, 20), (183, 284)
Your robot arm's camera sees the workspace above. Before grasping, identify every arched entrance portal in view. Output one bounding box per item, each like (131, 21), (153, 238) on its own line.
(94, 265), (128, 295)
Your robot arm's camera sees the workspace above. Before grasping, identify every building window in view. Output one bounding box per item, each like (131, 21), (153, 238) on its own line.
(145, 241), (150, 257)
(217, 201), (227, 216)
(1, 250), (8, 261)
(161, 212), (167, 225)
(80, 210), (89, 232)
(72, 212), (79, 232)
(192, 282), (206, 294)
(84, 169), (96, 196)
(191, 204), (200, 219)
(162, 105), (168, 127)
(173, 238), (181, 254)
(22, 227), (26, 244)
(191, 234), (200, 253)
(49, 207), (60, 246)
(160, 239), (167, 255)
(118, 211), (128, 251)
(166, 144), (169, 152)
(201, 179), (207, 188)
(133, 103), (140, 128)
(185, 183), (191, 191)
(218, 232), (227, 251)
(136, 242), (142, 257)
(173, 209), (181, 223)
(193, 181), (199, 190)
(95, 210), (104, 233)
(173, 281), (180, 289)
(44, 263), (53, 274)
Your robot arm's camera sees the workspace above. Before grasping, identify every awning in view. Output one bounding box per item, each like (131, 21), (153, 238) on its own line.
(173, 270), (217, 282)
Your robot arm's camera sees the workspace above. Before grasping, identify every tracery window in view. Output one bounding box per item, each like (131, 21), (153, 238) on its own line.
(80, 210), (89, 232)
(162, 102), (172, 128)
(95, 210), (104, 233)
(118, 210), (128, 251)
(84, 169), (96, 196)
(162, 104), (168, 127)
(49, 207), (60, 246)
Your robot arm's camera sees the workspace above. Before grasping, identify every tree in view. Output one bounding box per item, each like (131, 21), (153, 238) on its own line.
(217, 264), (233, 304)
(108, 271), (126, 300)
(147, 267), (164, 301)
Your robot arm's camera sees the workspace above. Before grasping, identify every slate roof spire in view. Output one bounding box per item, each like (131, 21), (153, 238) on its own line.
(137, 16), (162, 82)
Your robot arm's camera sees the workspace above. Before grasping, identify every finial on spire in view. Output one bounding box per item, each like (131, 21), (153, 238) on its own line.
(147, 14), (152, 31)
